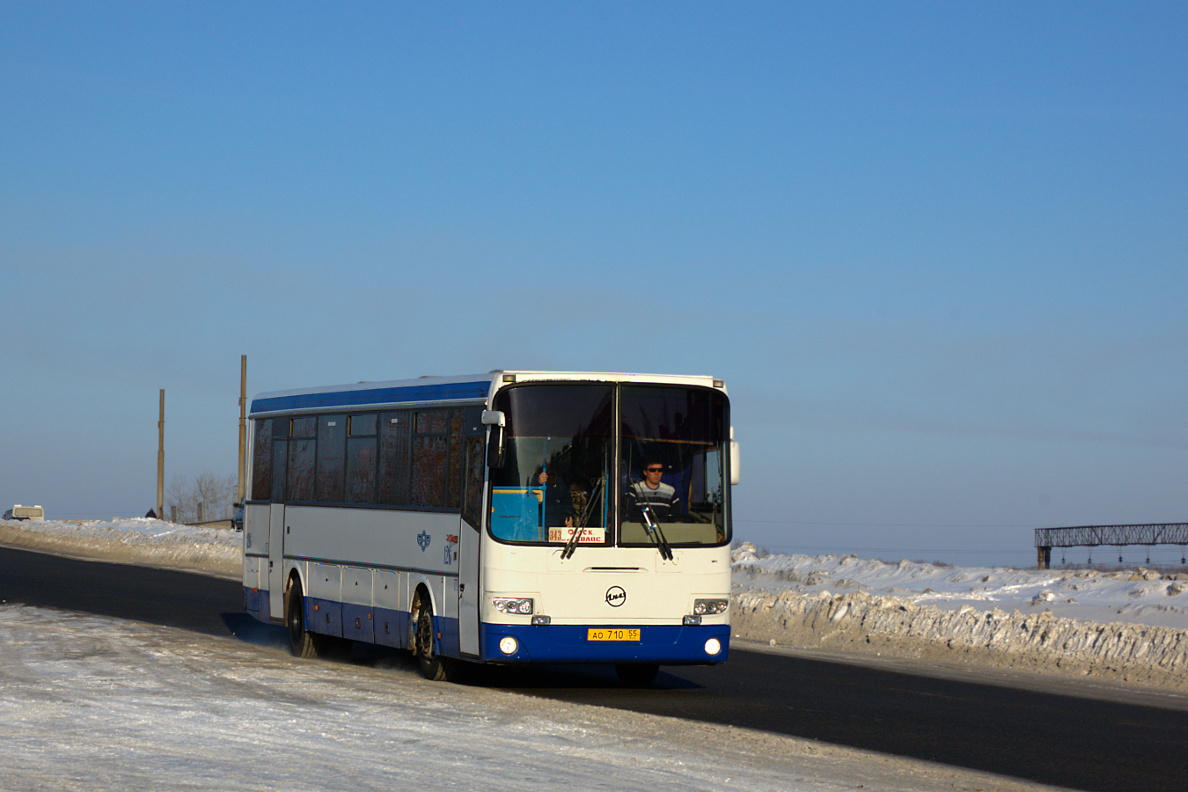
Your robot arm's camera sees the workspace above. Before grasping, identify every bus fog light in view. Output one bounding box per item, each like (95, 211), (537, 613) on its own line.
(693, 598), (729, 616)
(499, 636), (519, 655)
(531, 615), (551, 626)
(683, 615), (701, 626)
(493, 597), (534, 615)
(704, 637), (722, 656)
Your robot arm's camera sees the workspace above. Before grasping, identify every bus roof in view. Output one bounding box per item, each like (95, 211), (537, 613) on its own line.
(249, 371), (725, 417)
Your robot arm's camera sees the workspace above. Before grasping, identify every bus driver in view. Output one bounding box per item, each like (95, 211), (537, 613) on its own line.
(626, 461), (680, 521)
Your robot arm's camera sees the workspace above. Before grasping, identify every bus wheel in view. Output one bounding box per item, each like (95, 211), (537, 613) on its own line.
(410, 591), (450, 681)
(286, 580), (330, 659)
(615, 663), (659, 687)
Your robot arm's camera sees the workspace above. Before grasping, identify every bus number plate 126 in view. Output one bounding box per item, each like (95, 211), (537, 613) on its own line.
(587, 628), (641, 642)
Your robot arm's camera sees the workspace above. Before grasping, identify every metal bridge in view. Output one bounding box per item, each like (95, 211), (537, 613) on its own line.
(1034, 523), (1188, 569)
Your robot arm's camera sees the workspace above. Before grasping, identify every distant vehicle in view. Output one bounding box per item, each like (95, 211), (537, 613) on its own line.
(242, 371), (739, 684)
(4, 505), (44, 521)
(232, 503), (244, 531)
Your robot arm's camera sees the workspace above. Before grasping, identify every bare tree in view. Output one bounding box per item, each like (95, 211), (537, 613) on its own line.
(165, 471), (237, 524)
(165, 474), (194, 524)
(194, 471), (236, 520)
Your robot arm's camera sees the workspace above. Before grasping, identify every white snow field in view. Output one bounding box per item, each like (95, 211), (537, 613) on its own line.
(0, 602), (1083, 792)
(731, 543), (1188, 690)
(0, 517), (241, 580)
(0, 517), (1183, 790)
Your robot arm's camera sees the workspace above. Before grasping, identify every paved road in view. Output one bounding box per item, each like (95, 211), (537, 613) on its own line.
(2, 545), (1186, 792)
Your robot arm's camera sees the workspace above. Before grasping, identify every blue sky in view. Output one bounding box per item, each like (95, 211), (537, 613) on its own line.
(3, 2), (1186, 567)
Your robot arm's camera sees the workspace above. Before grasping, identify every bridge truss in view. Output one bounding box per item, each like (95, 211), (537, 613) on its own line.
(1034, 523), (1188, 569)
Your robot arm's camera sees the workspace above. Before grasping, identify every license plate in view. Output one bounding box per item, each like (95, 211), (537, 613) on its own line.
(587, 628), (640, 642)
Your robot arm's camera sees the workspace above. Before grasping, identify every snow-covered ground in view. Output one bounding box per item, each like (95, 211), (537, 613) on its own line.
(732, 543), (1188, 690)
(0, 517), (241, 580)
(0, 518), (1076, 792)
(732, 543), (1188, 630)
(3, 518), (1187, 689)
(3, 604), (824, 792)
(8, 518), (1187, 629)
(4, 519), (1188, 789)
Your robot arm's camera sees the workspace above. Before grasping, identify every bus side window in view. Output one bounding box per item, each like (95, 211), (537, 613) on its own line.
(411, 410), (448, 507)
(379, 412), (411, 506)
(315, 415), (346, 503)
(447, 409), (465, 509)
(252, 419), (273, 501)
(461, 435), (484, 530)
(346, 413), (378, 504)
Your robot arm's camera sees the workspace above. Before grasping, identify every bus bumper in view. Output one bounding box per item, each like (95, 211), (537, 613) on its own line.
(479, 623), (730, 665)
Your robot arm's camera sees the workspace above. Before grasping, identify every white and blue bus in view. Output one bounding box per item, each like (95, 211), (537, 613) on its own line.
(242, 371), (738, 683)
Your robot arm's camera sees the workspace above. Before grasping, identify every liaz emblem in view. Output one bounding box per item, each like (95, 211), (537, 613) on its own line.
(417, 531), (431, 552)
(605, 586), (627, 607)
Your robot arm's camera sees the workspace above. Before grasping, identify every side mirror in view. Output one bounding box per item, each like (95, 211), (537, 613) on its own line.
(482, 410), (507, 469)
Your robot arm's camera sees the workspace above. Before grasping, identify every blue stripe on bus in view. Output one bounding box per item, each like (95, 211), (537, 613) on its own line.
(248, 587), (724, 667)
(479, 624), (730, 665)
(250, 379), (491, 415)
(244, 587), (269, 621)
(303, 598), (461, 658)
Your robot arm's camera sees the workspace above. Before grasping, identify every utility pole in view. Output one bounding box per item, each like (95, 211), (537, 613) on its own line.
(238, 355), (247, 505)
(157, 389), (165, 520)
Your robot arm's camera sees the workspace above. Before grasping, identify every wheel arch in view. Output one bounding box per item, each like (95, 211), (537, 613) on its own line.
(410, 576), (439, 615)
(284, 565), (306, 598)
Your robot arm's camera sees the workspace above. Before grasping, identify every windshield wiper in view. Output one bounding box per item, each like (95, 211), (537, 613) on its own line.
(640, 506), (674, 561)
(561, 521), (584, 559)
(563, 476), (605, 560)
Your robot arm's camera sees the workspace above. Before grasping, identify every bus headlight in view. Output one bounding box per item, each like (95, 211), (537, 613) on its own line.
(693, 598), (729, 616)
(499, 636), (519, 655)
(704, 637), (722, 656)
(492, 597), (534, 615)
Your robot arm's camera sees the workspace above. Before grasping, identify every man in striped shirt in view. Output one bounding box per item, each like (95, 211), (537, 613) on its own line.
(626, 461), (680, 521)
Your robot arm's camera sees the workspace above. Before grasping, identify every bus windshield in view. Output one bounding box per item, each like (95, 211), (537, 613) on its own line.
(488, 382), (729, 548)
(619, 384), (728, 548)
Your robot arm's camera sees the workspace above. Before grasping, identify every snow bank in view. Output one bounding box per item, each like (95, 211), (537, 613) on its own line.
(732, 543), (1188, 690)
(0, 517), (241, 580)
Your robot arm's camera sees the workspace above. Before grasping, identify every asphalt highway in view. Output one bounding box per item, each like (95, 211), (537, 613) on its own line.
(2, 545), (1186, 792)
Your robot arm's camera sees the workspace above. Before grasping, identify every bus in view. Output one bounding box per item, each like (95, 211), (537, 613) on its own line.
(242, 371), (738, 684)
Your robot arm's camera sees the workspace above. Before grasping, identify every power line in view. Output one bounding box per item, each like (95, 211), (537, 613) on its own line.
(753, 543), (1034, 556)
(735, 518), (1040, 530)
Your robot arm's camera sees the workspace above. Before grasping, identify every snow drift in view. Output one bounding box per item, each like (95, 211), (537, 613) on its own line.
(0, 517), (241, 579)
(732, 543), (1188, 690)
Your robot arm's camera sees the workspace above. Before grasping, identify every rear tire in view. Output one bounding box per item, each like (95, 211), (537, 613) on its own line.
(410, 591), (452, 681)
(286, 580), (334, 659)
(615, 663), (659, 687)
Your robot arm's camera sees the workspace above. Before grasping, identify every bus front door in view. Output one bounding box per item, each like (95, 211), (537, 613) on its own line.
(458, 432), (484, 657)
(459, 516), (480, 656)
(268, 503), (285, 622)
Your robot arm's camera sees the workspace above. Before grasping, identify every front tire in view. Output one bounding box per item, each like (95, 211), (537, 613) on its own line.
(410, 590), (452, 681)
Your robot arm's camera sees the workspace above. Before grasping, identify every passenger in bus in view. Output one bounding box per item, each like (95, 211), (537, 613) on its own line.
(568, 481), (589, 524)
(533, 468), (575, 529)
(626, 461), (681, 521)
